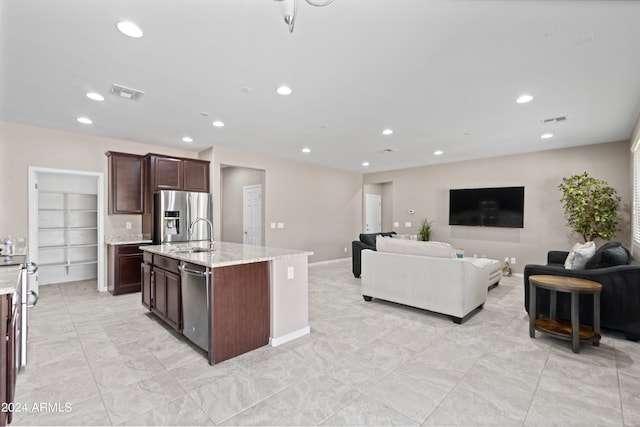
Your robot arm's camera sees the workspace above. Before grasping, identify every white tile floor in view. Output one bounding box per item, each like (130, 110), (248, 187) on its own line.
(11, 258), (640, 426)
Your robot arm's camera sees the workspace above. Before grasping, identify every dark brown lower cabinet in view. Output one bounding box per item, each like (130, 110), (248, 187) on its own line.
(108, 244), (147, 296)
(1, 292), (18, 426)
(210, 262), (270, 364)
(141, 254), (182, 332)
(141, 260), (152, 309)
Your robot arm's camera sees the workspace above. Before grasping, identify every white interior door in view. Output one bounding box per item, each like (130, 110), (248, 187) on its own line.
(365, 194), (382, 233)
(243, 184), (262, 246)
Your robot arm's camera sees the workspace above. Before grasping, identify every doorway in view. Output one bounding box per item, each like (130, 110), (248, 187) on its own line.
(27, 167), (105, 293)
(220, 166), (265, 244)
(243, 185), (262, 246)
(365, 194), (382, 233)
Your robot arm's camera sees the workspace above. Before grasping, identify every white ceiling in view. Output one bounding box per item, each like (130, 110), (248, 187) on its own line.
(2, 0), (640, 173)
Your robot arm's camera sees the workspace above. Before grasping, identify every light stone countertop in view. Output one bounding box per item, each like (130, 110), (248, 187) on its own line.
(105, 235), (152, 246)
(141, 241), (313, 268)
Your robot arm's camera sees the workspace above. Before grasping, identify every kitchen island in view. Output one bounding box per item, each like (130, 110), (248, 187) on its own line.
(140, 242), (312, 365)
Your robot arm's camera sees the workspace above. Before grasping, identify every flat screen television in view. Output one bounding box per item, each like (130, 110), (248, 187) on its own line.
(449, 186), (524, 228)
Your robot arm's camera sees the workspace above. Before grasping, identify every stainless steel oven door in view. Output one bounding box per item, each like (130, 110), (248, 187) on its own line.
(20, 262), (38, 368)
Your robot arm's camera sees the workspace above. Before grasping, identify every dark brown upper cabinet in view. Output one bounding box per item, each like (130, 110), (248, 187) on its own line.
(106, 151), (145, 214)
(147, 154), (183, 191)
(146, 154), (209, 193)
(183, 159), (210, 192)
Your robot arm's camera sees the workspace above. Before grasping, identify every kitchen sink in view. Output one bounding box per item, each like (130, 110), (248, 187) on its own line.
(171, 247), (215, 254)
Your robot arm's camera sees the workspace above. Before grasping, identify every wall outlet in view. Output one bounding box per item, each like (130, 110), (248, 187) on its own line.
(404, 221), (412, 227)
(504, 257), (509, 263)
(277, 222), (285, 229)
(394, 222), (400, 228)
(344, 247), (348, 253)
(510, 257), (516, 265)
(125, 221), (132, 230)
(270, 222), (276, 229)
(287, 266), (294, 279)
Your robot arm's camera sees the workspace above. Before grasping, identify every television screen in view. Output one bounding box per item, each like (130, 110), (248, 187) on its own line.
(449, 186), (524, 228)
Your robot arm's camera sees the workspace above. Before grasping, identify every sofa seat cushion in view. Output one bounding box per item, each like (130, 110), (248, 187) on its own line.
(375, 236), (456, 258)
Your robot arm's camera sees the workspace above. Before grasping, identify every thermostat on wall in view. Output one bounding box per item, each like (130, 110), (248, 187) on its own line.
(408, 209), (415, 215)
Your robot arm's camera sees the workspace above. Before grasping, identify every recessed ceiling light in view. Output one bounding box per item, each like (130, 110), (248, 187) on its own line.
(541, 133), (554, 139)
(434, 150), (443, 156)
(212, 120), (225, 127)
(117, 21), (143, 38)
(362, 162), (370, 167)
(516, 94), (533, 104)
(86, 92), (104, 101)
(382, 129), (393, 135)
(77, 117), (92, 125)
(302, 148), (311, 154)
(276, 86), (292, 96)
(182, 136), (193, 143)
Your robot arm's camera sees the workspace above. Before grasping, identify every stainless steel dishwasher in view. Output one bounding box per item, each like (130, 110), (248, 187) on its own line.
(179, 261), (211, 352)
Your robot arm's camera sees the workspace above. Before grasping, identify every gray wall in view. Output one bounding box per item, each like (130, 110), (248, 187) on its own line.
(210, 145), (363, 263)
(364, 141), (632, 273)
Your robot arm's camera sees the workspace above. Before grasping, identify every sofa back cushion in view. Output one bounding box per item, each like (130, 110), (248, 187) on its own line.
(586, 242), (631, 269)
(359, 231), (396, 247)
(376, 236), (456, 258)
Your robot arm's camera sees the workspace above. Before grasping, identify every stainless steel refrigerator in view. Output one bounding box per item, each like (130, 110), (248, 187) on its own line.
(152, 190), (212, 244)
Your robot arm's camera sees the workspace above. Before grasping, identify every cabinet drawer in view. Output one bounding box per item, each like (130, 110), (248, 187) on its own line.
(153, 254), (180, 274)
(116, 244), (144, 255)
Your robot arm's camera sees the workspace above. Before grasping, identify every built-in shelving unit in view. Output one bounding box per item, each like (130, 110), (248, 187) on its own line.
(37, 189), (99, 284)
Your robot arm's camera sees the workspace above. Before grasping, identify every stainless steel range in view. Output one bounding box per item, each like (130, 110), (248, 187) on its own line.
(1, 255), (38, 368)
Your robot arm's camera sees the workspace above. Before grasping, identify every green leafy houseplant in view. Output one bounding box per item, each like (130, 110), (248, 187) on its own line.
(558, 172), (622, 242)
(417, 219), (434, 241)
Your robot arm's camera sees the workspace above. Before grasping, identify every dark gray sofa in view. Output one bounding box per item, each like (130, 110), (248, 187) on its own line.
(523, 242), (640, 341)
(351, 231), (396, 278)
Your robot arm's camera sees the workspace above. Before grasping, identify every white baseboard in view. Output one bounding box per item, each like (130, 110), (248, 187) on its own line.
(270, 326), (311, 347)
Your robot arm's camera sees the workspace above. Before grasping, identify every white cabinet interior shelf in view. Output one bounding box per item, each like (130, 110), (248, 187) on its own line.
(37, 191), (98, 284)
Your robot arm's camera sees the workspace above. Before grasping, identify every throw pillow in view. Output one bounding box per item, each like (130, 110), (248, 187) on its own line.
(564, 241), (596, 270)
(600, 245), (630, 267)
(586, 242), (630, 269)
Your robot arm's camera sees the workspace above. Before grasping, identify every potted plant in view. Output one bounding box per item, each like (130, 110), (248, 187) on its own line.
(558, 172), (622, 242)
(417, 219), (434, 241)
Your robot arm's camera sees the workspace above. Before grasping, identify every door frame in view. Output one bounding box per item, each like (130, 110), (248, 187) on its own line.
(28, 167), (105, 292)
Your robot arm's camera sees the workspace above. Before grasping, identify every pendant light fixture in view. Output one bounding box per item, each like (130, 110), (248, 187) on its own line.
(273, 0), (335, 33)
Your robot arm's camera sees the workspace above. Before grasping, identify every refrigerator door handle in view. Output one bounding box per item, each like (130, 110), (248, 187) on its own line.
(26, 262), (38, 274)
(27, 290), (39, 308)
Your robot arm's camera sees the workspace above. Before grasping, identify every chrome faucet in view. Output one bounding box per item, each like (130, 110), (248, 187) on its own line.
(189, 218), (214, 249)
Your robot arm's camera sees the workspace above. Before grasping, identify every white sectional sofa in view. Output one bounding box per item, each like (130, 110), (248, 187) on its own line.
(361, 237), (491, 323)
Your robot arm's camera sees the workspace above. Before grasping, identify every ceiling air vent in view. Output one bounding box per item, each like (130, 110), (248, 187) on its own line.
(110, 84), (145, 101)
(541, 116), (567, 125)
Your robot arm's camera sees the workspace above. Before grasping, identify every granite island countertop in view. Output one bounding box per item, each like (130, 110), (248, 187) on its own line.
(105, 235), (152, 246)
(140, 241), (313, 268)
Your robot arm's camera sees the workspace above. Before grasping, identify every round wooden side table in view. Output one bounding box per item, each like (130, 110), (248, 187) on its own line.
(528, 274), (602, 353)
